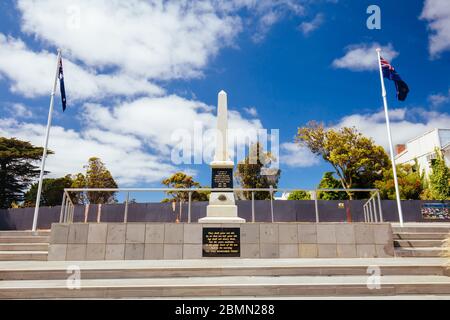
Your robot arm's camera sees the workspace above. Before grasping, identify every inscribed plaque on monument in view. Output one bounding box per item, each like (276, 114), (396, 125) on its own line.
(202, 227), (240, 257)
(211, 168), (233, 188)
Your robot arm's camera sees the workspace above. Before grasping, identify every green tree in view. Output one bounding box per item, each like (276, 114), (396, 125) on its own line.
(71, 157), (118, 204)
(161, 172), (209, 202)
(235, 142), (281, 200)
(0, 137), (51, 208)
(427, 149), (450, 200)
(317, 172), (348, 200)
(296, 122), (389, 199)
(375, 161), (425, 200)
(287, 190), (311, 200)
(24, 175), (73, 207)
(69, 172), (88, 204)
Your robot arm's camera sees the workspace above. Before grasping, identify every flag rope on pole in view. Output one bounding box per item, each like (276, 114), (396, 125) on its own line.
(32, 49), (62, 232)
(376, 48), (404, 227)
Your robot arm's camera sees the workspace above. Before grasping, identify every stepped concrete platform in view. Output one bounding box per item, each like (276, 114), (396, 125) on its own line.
(0, 258), (449, 298)
(395, 247), (446, 258)
(394, 240), (444, 248)
(1, 275), (450, 299)
(0, 243), (49, 251)
(0, 251), (48, 261)
(0, 258), (447, 280)
(0, 231), (49, 261)
(0, 231), (50, 237)
(392, 223), (449, 258)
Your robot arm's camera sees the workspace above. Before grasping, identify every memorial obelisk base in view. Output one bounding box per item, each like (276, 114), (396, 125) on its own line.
(199, 161), (245, 224)
(198, 90), (245, 224)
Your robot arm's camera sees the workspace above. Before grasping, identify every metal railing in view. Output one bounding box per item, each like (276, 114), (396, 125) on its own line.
(60, 187), (382, 224)
(363, 190), (383, 222)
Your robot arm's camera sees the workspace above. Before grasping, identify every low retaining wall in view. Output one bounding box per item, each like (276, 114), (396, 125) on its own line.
(48, 222), (394, 261)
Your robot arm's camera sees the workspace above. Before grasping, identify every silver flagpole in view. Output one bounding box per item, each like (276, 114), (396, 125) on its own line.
(32, 49), (62, 232)
(376, 48), (404, 227)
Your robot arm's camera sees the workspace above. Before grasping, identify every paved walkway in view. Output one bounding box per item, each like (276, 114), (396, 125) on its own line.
(0, 257), (446, 270)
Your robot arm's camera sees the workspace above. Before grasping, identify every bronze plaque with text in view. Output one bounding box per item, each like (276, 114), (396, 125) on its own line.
(202, 227), (240, 257)
(211, 168), (233, 188)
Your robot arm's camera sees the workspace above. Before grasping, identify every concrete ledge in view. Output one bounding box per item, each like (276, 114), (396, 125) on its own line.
(48, 222), (395, 261)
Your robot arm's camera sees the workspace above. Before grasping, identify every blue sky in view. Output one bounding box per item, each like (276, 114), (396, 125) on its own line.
(0, 0), (449, 198)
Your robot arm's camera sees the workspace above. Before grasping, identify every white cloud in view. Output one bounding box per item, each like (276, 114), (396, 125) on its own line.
(428, 88), (450, 107)
(0, 92), (264, 184)
(0, 118), (177, 185)
(3, 103), (33, 118)
(298, 13), (324, 36)
(332, 43), (399, 71)
(243, 106), (258, 117)
(420, 0), (450, 58)
(0, 34), (163, 100)
(17, 0), (242, 80)
(217, 0), (305, 42)
(333, 108), (450, 149)
(81, 95), (263, 157)
(0, 0), (318, 101)
(280, 142), (320, 167)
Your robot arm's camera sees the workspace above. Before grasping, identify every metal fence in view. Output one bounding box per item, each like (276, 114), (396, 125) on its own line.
(60, 188), (382, 224)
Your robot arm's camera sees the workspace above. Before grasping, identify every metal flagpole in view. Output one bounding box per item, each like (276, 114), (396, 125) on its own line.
(32, 49), (62, 232)
(376, 48), (404, 227)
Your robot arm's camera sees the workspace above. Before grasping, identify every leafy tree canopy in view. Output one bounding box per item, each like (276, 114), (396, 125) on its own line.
(317, 172), (348, 200)
(375, 161), (425, 200)
(70, 157), (118, 204)
(0, 137), (52, 208)
(162, 172), (209, 202)
(235, 142), (281, 200)
(427, 149), (450, 200)
(296, 122), (389, 199)
(287, 190), (311, 200)
(24, 175), (73, 207)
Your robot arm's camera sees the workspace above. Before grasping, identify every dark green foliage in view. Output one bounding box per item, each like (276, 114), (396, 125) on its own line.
(235, 142), (281, 200)
(0, 137), (51, 208)
(24, 175), (73, 206)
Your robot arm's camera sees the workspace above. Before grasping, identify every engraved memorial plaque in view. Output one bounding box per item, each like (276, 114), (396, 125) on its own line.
(202, 227), (240, 257)
(211, 168), (233, 189)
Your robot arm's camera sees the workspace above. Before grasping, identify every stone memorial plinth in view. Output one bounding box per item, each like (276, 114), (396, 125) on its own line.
(48, 222), (394, 261)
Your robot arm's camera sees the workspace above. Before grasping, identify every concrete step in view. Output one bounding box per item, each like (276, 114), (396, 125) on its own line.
(0, 236), (49, 244)
(0, 243), (48, 251)
(393, 233), (449, 240)
(0, 251), (48, 261)
(393, 226), (450, 233)
(394, 239), (444, 248)
(395, 247), (445, 258)
(1, 275), (450, 299)
(0, 231), (50, 237)
(0, 258), (446, 281)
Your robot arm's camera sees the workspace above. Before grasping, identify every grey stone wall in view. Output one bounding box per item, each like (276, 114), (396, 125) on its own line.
(48, 222), (394, 261)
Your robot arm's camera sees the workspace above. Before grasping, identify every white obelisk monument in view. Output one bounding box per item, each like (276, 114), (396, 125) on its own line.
(199, 90), (245, 223)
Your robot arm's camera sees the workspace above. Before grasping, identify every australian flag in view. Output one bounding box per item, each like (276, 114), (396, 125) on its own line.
(380, 57), (409, 101)
(58, 57), (67, 111)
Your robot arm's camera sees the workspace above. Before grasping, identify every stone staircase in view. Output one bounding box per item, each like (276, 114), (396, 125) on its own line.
(393, 225), (450, 258)
(0, 231), (50, 261)
(0, 258), (449, 298)
(0, 225), (449, 298)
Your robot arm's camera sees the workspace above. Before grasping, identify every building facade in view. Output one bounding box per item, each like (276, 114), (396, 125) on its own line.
(395, 128), (450, 177)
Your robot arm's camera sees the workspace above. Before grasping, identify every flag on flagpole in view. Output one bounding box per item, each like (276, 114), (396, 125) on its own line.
(380, 57), (409, 101)
(58, 57), (67, 111)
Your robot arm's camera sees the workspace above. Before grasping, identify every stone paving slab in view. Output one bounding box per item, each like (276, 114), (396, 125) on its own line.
(1, 275), (450, 289)
(0, 257), (446, 271)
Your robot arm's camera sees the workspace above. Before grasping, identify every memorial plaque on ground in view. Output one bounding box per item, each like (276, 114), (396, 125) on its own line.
(211, 168), (233, 188)
(202, 227), (240, 257)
